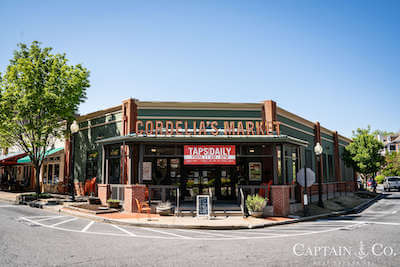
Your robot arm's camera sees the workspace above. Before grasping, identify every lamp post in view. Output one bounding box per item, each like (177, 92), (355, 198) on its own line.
(69, 120), (79, 201)
(314, 142), (324, 208)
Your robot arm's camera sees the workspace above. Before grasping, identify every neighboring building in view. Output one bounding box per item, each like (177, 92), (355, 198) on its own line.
(377, 133), (400, 155)
(69, 99), (355, 216)
(0, 137), (67, 193)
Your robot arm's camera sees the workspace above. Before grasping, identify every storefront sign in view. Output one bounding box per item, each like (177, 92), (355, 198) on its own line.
(135, 119), (281, 136)
(184, 145), (236, 165)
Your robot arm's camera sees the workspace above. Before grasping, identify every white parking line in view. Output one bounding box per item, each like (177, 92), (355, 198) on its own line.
(328, 220), (400, 226)
(18, 216), (382, 241)
(50, 218), (78, 227)
(81, 221), (95, 232)
(140, 227), (189, 238)
(174, 228), (234, 238)
(0, 205), (17, 208)
(36, 216), (66, 222)
(111, 224), (136, 236)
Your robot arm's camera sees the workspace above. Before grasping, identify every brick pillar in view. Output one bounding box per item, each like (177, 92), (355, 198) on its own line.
(121, 99), (138, 185)
(64, 137), (71, 182)
(271, 185), (290, 217)
(124, 184), (146, 213)
(98, 184), (110, 205)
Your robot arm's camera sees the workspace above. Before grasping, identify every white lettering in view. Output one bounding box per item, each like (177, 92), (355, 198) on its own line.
(293, 243), (304, 256)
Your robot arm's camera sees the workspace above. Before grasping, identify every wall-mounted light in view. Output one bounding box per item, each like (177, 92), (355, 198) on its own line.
(249, 148), (255, 153)
(151, 148), (157, 153)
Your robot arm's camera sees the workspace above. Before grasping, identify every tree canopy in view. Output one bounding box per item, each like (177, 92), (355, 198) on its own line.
(0, 41), (89, 194)
(343, 127), (385, 178)
(382, 152), (400, 177)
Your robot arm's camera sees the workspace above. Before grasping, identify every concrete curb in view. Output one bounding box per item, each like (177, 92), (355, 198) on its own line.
(30, 193), (385, 230)
(0, 197), (17, 204)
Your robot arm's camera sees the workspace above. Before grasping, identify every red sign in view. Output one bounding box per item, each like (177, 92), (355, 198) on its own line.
(184, 145), (236, 165)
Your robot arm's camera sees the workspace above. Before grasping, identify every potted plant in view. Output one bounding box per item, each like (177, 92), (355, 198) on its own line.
(156, 201), (174, 216)
(107, 199), (120, 209)
(246, 194), (267, 218)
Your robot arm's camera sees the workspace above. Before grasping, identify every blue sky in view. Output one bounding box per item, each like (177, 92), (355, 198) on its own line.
(1, 0), (399, 137)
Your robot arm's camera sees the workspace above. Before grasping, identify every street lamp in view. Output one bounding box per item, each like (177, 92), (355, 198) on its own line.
(69, 120), (79, 201)
(314, 142), (324, 208)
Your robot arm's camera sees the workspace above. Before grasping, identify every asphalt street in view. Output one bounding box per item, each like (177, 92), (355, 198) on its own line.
(1, 191), (400, 266)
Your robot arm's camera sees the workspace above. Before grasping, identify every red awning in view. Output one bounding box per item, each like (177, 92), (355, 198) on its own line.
(0, 152), (27, 166)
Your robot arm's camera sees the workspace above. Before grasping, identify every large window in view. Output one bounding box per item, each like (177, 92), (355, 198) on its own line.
(107, 146), (121, 184)
(86, 150), (98, 179)
(328, 154), (334, 181)
(43, 163), (60, 184)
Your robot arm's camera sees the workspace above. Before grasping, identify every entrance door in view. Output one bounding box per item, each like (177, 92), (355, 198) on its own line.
(183, 166), (237, 201)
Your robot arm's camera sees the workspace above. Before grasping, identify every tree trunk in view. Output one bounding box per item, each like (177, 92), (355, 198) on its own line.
(34, 163), (41, 198)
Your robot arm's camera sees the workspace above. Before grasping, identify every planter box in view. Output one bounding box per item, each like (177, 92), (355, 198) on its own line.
(248, 210), (264, 218)
(107, 202), (120, 209)
(156, 207), (174, 216)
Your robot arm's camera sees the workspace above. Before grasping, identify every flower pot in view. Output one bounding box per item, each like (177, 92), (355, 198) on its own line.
(249, 210), (264, 218)
(107, 202), (120, 209)
(156, 206), (174, 216)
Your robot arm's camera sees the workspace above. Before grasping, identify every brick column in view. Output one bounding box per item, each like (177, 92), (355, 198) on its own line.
(98, 184), (110, 205)
(123, 184), (146, 213)
(271, 185), (290, 217)
(121, 98), (138, 185)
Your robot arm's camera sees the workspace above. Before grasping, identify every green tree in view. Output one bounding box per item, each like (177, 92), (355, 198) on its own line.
(343, 127), (385, 179)
(372, 129), (395, 137)
(0, 41), (89, 195)
(382, 152), (400, 177)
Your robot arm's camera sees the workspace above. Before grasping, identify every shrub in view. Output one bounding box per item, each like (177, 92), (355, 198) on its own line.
(107, 199), (120, 203)
(246, 194), (267, 212)
(375, 175), (385, 184)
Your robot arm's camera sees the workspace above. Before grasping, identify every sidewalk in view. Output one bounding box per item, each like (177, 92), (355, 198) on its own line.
(0, 190), (31, 203)
(2, 190), (383, 230)
(58, 205), (293, 230)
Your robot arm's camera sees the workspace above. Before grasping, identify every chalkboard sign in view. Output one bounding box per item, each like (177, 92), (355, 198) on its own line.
(196, 195), (211, 217)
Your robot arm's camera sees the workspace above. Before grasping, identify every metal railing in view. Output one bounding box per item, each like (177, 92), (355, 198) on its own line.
(110, 184), (125, 203)
(208, 187), (213, 215)
(147, 185), (179, 215)
(239, 187), (246, 216)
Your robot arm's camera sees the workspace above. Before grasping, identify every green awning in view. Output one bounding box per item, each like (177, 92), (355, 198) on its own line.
(17, 147), (63, 163)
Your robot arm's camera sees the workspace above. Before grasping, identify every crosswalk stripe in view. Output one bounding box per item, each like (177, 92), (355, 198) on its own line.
(36, 216), (66, 222)
(81, 221), (95, 232)
(111, 224), (136, 236)
(140, 227), (189, 238)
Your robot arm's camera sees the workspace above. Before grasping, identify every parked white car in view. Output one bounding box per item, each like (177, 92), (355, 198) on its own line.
(383, 176), (400, 192)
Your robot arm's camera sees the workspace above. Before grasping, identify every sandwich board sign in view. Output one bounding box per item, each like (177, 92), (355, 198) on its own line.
(196, 195), (211, 217)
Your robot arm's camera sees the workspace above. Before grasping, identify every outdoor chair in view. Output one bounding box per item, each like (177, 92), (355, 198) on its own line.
(135, 198), (151, 214)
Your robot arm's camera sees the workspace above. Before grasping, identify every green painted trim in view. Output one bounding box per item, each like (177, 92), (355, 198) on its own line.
(138, 109), (262, 118)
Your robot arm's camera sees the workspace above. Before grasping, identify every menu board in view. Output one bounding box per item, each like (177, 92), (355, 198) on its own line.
(142, 162), (152, 181)
(249, 162), (262, 181)
(196, 195), (211, 217)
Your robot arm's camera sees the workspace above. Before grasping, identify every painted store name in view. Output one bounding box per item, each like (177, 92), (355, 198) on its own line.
(135, 120), (281, 136)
